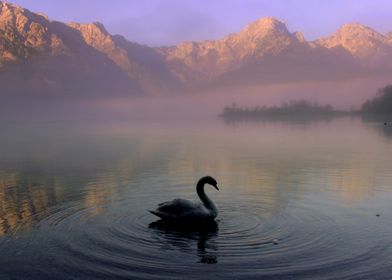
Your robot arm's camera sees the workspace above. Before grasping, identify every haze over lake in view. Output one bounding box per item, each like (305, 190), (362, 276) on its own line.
(1, 117), (392, 279)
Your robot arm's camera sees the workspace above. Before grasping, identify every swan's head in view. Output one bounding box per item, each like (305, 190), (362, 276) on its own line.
(201, 176), (219, 191)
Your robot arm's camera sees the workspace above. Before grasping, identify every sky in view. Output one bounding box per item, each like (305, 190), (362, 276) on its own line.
(8, 0), (392, 46)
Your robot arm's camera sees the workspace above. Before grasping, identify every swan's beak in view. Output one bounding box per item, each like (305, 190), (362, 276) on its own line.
(213, 184), (219, 191)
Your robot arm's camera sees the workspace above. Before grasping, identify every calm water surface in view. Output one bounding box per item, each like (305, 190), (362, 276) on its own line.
(0, 117), (392, 279)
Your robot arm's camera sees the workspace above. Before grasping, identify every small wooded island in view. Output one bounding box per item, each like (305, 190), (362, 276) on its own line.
(221, 85), (392, 122)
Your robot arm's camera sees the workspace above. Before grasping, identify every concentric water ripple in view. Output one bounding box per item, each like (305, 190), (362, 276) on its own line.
(2, 188), (386, 280)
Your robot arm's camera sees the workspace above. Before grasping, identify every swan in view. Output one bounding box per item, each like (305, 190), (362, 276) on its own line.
(149, 176), (219, 221)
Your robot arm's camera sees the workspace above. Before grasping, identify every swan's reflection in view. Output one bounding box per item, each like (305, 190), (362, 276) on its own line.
(149, 220), (219, 264)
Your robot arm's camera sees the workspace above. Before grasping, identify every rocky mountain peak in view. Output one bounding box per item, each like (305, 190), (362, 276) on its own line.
(315, 22), (389, 60)
(224, 16), (300, 53)
(335, 23), (385, 40)
(239, 17), (290, 40)
(0, 1), (47, 25)
(0, 1), (68, 63)
(163, 17), (306, 81)
(68, 21), (141, 80)
(68, 21), (109, 37)
(1, 1), (19, 11)
(245, 17), (287, 32)
(1, 1), (26, 24)
(67, 21), (116, 54)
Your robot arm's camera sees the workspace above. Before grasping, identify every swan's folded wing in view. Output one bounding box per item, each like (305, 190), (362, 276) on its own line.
(158, 199), (194, 213)
(150, 199), (210, 220)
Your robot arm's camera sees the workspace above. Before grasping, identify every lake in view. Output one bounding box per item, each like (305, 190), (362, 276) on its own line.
(0, 117), (392, 279)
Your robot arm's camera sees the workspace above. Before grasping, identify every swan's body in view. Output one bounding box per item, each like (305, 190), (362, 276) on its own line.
(149, 176), (219, 221)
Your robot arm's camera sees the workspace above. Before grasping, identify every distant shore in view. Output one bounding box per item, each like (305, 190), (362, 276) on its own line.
(220, 100), (358, 122)
(221, 85), (392, 123)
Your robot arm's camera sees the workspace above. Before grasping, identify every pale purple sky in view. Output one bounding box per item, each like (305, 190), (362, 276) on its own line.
(9, 0), (392, 46)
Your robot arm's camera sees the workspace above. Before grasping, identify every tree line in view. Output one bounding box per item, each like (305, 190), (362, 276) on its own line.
(221, 85), (392, 121)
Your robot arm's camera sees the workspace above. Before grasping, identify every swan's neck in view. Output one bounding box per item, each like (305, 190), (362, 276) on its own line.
(197, 181), (217, 215)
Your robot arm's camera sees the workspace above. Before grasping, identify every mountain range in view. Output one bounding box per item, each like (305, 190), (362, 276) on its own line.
(1, 1), (391, 98)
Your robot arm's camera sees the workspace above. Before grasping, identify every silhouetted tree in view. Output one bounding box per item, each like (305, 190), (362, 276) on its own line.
(361, 85), (392, 115)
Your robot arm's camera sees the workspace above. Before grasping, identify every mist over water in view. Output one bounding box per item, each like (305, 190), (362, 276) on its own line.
(2, 75), (389, 124)
(1, 115), (392, 279)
